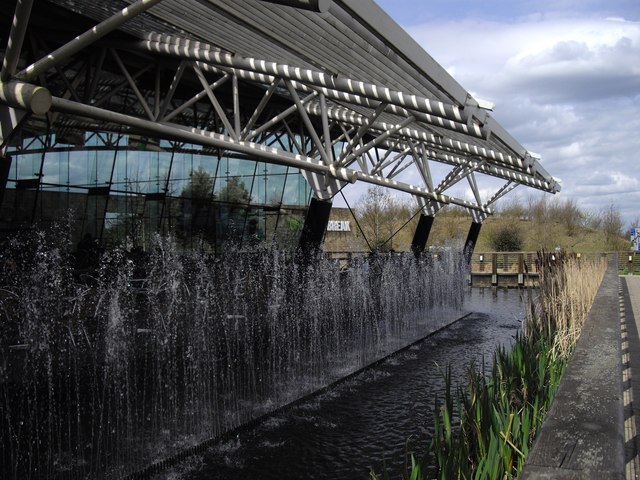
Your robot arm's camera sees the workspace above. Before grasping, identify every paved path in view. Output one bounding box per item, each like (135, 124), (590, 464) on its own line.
(620, 276), (640, 479)
(523, 258), (624, 479)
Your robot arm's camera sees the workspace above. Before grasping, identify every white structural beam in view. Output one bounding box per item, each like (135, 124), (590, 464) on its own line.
(245, 90), (318, 142)
(467, 172), (482, 205)
(435, 160), (484, 194)
(284, 80), (332, 166)
(340, 116), (415, 167)
(338, 102), (387, 164)
(162, 73), (230, 123)
(241, 78), (282, 138)
(18, 0), (165, 82)
(49, 95), (493, 215)
(157, 61), (187, 121)
(197, 59), (488, 140)
(192, 62), (238, 140)
(142, 36), (464, 123)
(110, 49), (155, 121)
(484, 181), (518, 208)
(302, 102), (522, 171)
(1, 0), (35, 82)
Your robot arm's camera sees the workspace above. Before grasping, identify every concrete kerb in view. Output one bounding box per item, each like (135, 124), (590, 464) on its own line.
(521, 255), (624, 479)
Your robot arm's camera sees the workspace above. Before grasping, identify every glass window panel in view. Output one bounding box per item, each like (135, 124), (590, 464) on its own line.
(155, 152), (173, 194)
(265, 164), (287, 206)
(252, 163), (267, 206)
(16, 153), (41, 179)
(96, 150), (114, 186)
(121, 151), (150, 194)
(42, 151), (69, 187)
(272, 207), (306, 249)
(223, 157), (243, 177)
(144, 151), (162, 194)
(212, 156), (228, 198)
(281, 170), (309, 206)
(85, 133), (100, 147)
(215, 158), (253, 205)
(111, 150), (128, 193)
(65, 150), (89, 187)
(168, 151), (193, 197)
(243, 207), (264, 245)
(191, 152), (218, 175)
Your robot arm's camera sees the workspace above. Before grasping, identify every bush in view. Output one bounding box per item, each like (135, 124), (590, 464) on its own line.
(489, 224), (524, 251)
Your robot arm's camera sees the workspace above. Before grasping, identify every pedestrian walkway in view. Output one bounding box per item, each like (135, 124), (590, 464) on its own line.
(620, 276), (640, 479)
(522, 257), (624, 480)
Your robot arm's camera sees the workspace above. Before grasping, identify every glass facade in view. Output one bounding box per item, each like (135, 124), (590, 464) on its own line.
(0, 131), (312, 252)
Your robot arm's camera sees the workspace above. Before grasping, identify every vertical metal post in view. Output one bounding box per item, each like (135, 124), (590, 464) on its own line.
(411, 214), (434, 257)
(518, 253), (524, 286)
(319, 93), (333, 163)
(464, 221), (482, 264)
(232, 73), (241, 138)
(0, 155), (12, 208)
(154, 65), (161, 119)
(491, 253), (498, 286)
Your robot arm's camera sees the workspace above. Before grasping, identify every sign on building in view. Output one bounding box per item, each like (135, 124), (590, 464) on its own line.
(632, 227), (640, 252)
(327, 220), (351, 232)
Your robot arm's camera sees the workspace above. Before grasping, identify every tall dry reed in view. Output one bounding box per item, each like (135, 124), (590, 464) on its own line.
(371, 252), (608, 480)
(527, 252), (607, 361)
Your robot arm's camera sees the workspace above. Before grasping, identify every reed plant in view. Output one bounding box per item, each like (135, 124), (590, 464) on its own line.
(372, 251), (607, 480)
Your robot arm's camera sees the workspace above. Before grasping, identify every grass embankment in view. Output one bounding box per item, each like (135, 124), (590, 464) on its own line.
(372, 253), (607, 480)
(429, 215), (627, 253)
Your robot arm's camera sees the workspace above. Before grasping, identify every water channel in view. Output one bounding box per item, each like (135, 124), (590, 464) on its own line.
(157, 288), (527, 480)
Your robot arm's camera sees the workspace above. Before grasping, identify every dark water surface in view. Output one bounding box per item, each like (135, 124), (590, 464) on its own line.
(161, 288), (527, 480)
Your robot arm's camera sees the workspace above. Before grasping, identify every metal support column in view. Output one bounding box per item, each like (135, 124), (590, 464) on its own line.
(298, 197), (332, 254)
(411, 214), (434, 257)
(464, 221), (482, 264)
(0, 155), (12, 207)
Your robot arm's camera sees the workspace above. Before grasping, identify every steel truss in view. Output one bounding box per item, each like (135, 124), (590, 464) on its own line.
(0, 0), (560, 225)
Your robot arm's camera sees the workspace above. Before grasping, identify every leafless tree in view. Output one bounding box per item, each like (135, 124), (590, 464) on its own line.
(355, 186), (409, 252)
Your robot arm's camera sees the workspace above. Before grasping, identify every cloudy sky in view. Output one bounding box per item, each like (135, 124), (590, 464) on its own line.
(370, 0), (640, 226)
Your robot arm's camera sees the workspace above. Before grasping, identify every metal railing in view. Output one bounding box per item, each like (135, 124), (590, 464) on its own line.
(619, 252), (640, 275)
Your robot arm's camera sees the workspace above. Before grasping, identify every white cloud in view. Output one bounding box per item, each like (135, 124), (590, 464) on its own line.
(409, 17), (640, 104)
(404, 15), (640, 225)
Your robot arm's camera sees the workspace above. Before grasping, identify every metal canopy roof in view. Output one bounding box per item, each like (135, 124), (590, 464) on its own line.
(0, 0), (560, 220)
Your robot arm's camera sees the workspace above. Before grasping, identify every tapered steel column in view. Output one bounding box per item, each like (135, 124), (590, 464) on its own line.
(0, 156), (12, 207)
(464, 222), (482, 264)
(411, 214), (434, 257)
(298, 197), (332, 253)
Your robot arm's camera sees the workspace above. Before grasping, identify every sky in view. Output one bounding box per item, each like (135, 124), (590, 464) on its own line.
(367, 0), (640, 226)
